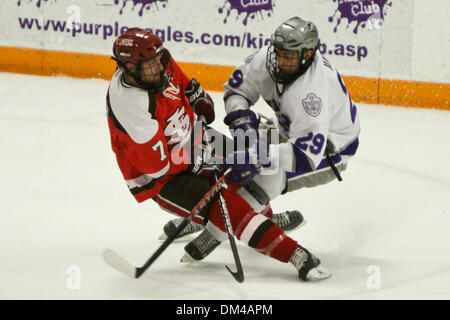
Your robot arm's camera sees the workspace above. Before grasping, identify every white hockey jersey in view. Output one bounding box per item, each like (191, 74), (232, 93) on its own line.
(223, 47), (360, 174)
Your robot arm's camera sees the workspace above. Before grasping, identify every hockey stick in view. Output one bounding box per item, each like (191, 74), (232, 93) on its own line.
(214, 172), (245, 283)
(201, 118), (244, 283)
(103, 167), (231, 279)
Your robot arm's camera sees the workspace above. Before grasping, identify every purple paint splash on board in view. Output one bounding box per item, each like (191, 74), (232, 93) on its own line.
(328, 0), (392, 34)
(218, 0), (274, 25)
(17, 0), (51, 7)
(114, 0), (168, 16)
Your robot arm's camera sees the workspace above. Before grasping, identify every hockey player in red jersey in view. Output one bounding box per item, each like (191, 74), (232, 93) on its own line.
(106, 28), (330, 281)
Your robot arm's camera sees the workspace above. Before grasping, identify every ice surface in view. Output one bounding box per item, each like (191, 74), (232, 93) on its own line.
(0, 72), (449, 299)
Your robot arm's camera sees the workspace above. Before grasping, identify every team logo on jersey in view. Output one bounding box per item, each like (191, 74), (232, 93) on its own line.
(162, 82), (181, 101)
(302, 93), (322, 117)
(118, 39), (133, 46)
(164, 106), (191, 147)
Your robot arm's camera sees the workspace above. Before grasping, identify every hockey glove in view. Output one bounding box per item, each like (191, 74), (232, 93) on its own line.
(187, 144), (220, 178)
(185, 78), (215, 124)
(187, 122), (220, 178)
(222, 139), (271, 184)
(224, 108), (272, 168)
(223, 149), (259, 184)
(224, 109), (259, 139)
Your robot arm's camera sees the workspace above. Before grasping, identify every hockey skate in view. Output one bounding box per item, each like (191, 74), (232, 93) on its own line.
(179, 210), (306, 262)
(159, 210), (305, 240)
(180, 228), (221, 262)
(290, 245), (331, 281)
(271, 210), (306, 232)
(158, 218), (204, 240)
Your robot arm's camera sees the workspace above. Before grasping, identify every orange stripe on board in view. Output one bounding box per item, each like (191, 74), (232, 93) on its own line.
(178, 61), (234, 92)
(0, 46), (448, 110)
(379, 79), (449, 110)
(341, 76), (379, 105)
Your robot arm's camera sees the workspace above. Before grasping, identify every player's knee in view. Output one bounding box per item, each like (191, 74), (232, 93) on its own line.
(205, 186), (254, 232)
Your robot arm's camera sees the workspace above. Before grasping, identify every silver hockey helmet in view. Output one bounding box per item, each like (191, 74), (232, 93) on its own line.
(266, 17), (319, 84)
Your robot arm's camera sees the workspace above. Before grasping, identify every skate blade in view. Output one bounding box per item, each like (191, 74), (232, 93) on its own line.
(180, 252), (196, 263)
(158, 233), (168, 241)
(306, 265), (331, 281)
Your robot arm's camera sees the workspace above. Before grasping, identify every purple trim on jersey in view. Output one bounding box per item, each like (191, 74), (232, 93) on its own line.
(322, 56), (333, 71)
(317, 154), (342, 170)
(340, 138), (359, 156)
(264, 99), (280, 112)
(292, 146), (314, 175)
(275, 83), (285, 97)
(290, 146), (343, 177)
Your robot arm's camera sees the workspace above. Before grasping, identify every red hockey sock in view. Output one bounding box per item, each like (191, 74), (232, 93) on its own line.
(207, 185), (297, 263)
(261, 205), (274, 219)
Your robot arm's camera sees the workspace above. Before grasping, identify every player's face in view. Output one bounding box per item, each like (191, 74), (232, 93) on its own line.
(276, 49), (300, 75)
(139, 54), (164, 84)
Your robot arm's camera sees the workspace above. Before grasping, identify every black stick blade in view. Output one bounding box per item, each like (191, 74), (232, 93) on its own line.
(225, 265), (245, 283)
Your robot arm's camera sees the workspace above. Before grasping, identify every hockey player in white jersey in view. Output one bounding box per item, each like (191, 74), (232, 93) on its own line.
(221, 16), (361, 194)
(165, 17), (360, 278)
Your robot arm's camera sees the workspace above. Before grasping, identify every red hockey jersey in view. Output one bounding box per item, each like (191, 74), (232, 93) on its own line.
(106, 58), (197, 203)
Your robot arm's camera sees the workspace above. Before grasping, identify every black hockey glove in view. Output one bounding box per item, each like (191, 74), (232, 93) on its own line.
(185, 78), (215, 124)
(187, 121), (220, 178)
(188, 142), (221, 178)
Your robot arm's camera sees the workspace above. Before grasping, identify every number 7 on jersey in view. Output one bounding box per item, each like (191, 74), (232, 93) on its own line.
(152, 140), (167, 161)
